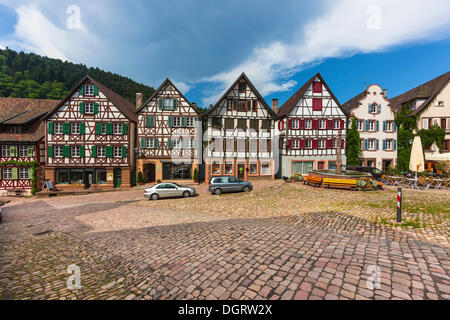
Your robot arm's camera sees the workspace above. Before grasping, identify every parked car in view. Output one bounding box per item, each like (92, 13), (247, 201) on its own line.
(144, 183), (196, 200)
(346, 166), (383, 179)
(208, 176), (253, 195)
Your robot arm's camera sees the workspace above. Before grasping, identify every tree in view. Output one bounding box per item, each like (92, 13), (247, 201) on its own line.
(346, 117), (362, 166)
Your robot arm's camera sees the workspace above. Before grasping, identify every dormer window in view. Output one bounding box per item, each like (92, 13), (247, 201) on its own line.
(10, 125), (22, 134)
(85, 85), (94, 96)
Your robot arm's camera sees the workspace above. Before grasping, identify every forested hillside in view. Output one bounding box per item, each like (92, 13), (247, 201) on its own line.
(0, 48), (155, 103)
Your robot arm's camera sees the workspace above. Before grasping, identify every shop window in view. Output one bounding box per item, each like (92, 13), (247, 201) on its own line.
(249, 163), (258, 174)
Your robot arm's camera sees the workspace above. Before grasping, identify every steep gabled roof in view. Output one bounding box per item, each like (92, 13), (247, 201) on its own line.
(278, 72), (347, 118)
(389, 71), (450, 114)
(44, 75), (137, 122)
(0, 97), (59, 124)
(136, 78), (201, 115)
(205, 72), (277, 119)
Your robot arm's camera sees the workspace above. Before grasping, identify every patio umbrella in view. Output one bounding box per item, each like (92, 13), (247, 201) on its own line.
(409, 136), (425, 181)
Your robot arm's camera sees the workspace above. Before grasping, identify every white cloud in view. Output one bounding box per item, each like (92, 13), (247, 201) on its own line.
(203, 0), (450, 105)
(172, 80), (193, 94)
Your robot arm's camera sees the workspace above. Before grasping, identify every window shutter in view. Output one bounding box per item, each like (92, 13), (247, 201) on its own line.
(28, 168), (34, 180)
(364, 120), (368, 131)
(80, 146), (85, 158)
(94, 85), (99, 96)
(158, 98), (163, 110)
(122, 122), (128, 135)
(383, 121), (386, 132)
(80, 122), (86, 135)
(313, 119), (319, 130)
(312, 99), (322, 111)
(340, 120), (345, 130)
(48, 122), (53, 134)
(27, 146), (33, 157)
(181, 117), (187, 127)
(145, 116), (154, 128)
(63, 145), (70, 158)
(10, 146), (17, 157)
(287, 119), (293, 129)
(364, 139), (368, 151)
(63, 122), (70, 135)
(376, 139), (379, 150)
(394, 123), (397, 132)
(12, 167), (18, 180)
(106, 123), (113, 135)
(168, 116), (173, 127)
(91, 146), (96, 158)
(300, 139), (305, 149)
(299, 119), (305, 130)
(48, 145), (53, 158)
(79, 86), (84, 95)
(287, 139), (292, 149)
(368, 103), (371, 113)
(376, 121), (379, 132)
(394, 140), (397, 151)
(79, 102), (84, 114)
(154, 138), (159, 149)
(173, 98), (178, 110)
(326, 120), (333, 130)
(312, 139), (318, 149)
(382, 140), (386, 150)
(106, 146), (113, 158)
(122, 146), (127, 158)
(168, 138), (173, 149)
(378, 104), (381, 114)
(94, 103), (99, 115)
(96, 123), (102, 135)
(341, 139), (345, 149)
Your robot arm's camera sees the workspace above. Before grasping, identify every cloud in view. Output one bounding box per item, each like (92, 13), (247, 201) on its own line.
(172, 80), (193, 94)
(202, 0), (450, 105)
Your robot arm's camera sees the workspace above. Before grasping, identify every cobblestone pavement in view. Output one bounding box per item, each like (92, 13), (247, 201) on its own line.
(0, 184), (448, 300)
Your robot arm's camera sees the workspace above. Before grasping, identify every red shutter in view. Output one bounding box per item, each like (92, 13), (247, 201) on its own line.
(340, 119), (345, 130)
(278, 121), (282, 131)
(313, 119), (319, 129)
(253, 100), (258, 112)
(299, 119), (305, 129)
(313, 82), (322, 93)
(341, 139), (345, 149)
(300, 139), (305, 149)
(287, 139), (292, 149)
(312, 139), (318, 149)
(288, 119), (293, 129)
(312, 99), (322, 111)
(327, 119), (333, 130)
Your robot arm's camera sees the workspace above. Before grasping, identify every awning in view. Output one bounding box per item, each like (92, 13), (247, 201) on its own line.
(425, 152), (450, 162)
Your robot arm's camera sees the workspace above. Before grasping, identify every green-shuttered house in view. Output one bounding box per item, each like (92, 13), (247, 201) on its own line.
(44, 76), (137, 190)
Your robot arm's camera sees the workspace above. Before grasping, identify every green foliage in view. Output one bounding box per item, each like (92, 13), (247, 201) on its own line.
(193, 168), (199, 183)
(0, 160), (39, 195)
(0, 48), (155, 102)
(346, 118), (362, 166)
(395, 105), (418, 171)
(417, 125), (445, 151)
(137, 171), (143, 184)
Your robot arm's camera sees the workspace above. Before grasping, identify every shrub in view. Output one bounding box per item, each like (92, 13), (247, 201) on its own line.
(156, 179), (161, 183)
(193, 168), (199, 183)
(137, 171), (143, 184)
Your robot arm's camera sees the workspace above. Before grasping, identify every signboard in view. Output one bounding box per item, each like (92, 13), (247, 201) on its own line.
(107, 173), (113, 181)
(45, 180), (54, 190)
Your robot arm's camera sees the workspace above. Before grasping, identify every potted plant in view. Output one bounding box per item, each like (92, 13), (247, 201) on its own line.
(137, 171), (143, 185)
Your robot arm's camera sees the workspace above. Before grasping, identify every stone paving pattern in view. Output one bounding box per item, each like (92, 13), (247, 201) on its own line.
(0, 182), (448, 300)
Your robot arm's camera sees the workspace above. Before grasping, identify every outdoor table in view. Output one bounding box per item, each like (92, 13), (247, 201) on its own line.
(391, 176), (403, 186)
(433, 179), (445, 190)
(406, 178), (420, 190)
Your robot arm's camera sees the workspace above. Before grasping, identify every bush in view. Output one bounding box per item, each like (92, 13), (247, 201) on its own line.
(193, 168), (199, 183)
(156, 179), (162, 183)
(137, 171), (143, 184)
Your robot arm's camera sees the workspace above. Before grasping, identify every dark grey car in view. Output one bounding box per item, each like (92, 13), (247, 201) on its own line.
(208, 176), (253, 195)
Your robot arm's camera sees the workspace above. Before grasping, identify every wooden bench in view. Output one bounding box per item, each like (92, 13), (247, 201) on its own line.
(304, 176), (323, 187)
(323, 178), (358, 190)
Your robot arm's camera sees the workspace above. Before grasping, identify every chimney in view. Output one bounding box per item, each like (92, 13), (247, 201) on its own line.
(383, 89), (387, 97)
(136, 93), (143, 110)
(272, 99), (279, 114)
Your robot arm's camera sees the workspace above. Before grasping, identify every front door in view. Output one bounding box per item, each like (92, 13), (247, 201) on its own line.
(114, 168), (122, 188)
(84, 170), (93, 189)
(238, 163), (245, 179)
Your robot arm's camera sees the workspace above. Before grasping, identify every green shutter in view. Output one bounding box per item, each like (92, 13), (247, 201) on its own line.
(154, 138), (159, 149)
(181, 117), (187, 127)
(79, 102), (84, 114)
(96, 123), (102, 135)
(94, 85), (99, 96)
(122, 146), (127, 158)
(80, 146), (85, 158)
(79, 85), (84, 95)
(168, 138), (173, 149)
(158, 98), (163, 110)
(80, 122), (86, 135)
(140, 138), (146, 148)
(63, 145), (70, 158)
(94, 102), (99, 115)
(106, 146), (113, 158)
(48, 121), (53, 134)
(168, 116), (173, 127)
(27, 146), (33, 157)
(122, 122), (128, 135)
(145, 116), (155, 128)
(106, 123), (113, 135)
(173, 98), (178, 110)
(63, 122), (70, 134)
(12, 167), (18, 180)
(48, 145), (53, 158)
(91, 146), (96, 158)
(10, 146), (17, 157)
(28, 167), (34, 180)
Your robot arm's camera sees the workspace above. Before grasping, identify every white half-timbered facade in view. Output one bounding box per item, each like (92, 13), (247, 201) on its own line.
(135, 79), (202, 183)
(343, 84), (397, 171)
(276, 73), (348, 177)
(204, 73), (277, 181)
(44, 76), (137, 190)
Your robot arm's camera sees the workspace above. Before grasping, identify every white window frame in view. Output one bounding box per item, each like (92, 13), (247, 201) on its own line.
(422, 119), (429, 130)
(71, 123), (81, 134)
(184, 138), (194, 149)
(292, 119), (299, 129)
(367, 121), (375, 131)
(54, 146), (63, 158)
(172, 139), (182, 149)
(3, 168), (12, 179)
(369, 104), (377, 113)
(85, 85), (94, 96)
(71, 146), (80, 158)
(305, 140), (312, 149)
(2, 145), (11, 157)
(145, 139), (155, 149)
(113, 146), (122, 158)
(54, 123), (63, 134)
(261, 162), (270, 175)
(186, 117), (194, 127)
(319, 140), (326, 149)
(113, 123), (122, 135)
(97, 146), (106, 157)
(357, 120), (363, 131)
(385, 139), (393, 151)
(292, 140), (299, 149)
(305, 120), (312, 129)
(163, 98), (174, 110)
(385, 121), (393, 132)
(85, 102), (94, 114)
(333, 120), (340, 130)
(367, 139), (375, 151)
(172, 117), (182, 127)
(19, 145), (28, 157)
(19, 167), (29, 179)
(319, 120), (326, 129)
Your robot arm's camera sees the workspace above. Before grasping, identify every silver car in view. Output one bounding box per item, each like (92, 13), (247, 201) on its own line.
(144, 183), (196, 200)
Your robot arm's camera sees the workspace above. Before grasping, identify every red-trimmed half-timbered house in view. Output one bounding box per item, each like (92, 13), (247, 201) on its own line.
(135, 78), (202, 183)
(44, 76), (137, 190)
(204, 73), (278, 181)
(0, 98), (59, 195)
(276, 73), (348, 177)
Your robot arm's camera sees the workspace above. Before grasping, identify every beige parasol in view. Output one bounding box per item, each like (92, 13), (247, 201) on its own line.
(409, 136), (425, 174)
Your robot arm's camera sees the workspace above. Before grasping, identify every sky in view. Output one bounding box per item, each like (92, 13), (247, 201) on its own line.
(0, 0), (449, 107)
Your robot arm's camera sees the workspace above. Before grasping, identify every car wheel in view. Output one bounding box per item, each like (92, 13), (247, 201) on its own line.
(150, 193), (159, 201)
(243, 186), (250, 193)
(183, 191), (191, 198)
(214, 188), (222, 195)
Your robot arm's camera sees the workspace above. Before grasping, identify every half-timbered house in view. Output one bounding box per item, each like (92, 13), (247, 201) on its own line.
(0, 98), (59, 195)
(135, 78), (202, 183)
(276, 73), (348, 177)
(44, 76), (137, 190)
(204, 73), (277, 181)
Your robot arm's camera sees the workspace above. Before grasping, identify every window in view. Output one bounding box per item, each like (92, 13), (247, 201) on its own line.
(385, 121), (393, 132)
(328, 161), (337, 170)
(56, 169), (69, 184)
(369, 103), (377, 113)
(172, 139), (182, 149)
(97, 146), (106, 157)
(186, 117), (194, 127)
(319, 120), (326, 129)
(70, 170), (83, 184)
(312, 99), (322, 111)
(249, 163), (257, 174)
(305, 120), (312, 129)
(54, 123), (63, 134)
(113, 146), (122, 158)
(305, 140), (312, 149)
(163, 163), (192, 180)
(238, 82), (246, 93)
(319, 140), (326, 149)
(292, 161), (314, 175)
(163, 98), (174, 110)
(313, 82), (322, 93)
(71, 123), (80, 134)
(113, 123), (122, 135)
(212, 118), (221, 129)
(19, 146), (28, 157)
(226, 99), (233, 111)
(54, 146), (63, 157)
(19, 168), (29, 179)
(224, 162), (233, 174)
(184, 138), (194, 149)
(334, 120), (340, 129)
(172, 117), (182, 127)
(357, 120), (363, 131)
(250, 119), (259, 131)
(237, 119), (246, 130)
(238, 100), (246, 112)
(2, 168), (12, 179)
(98, 123), (106, 135)
(11, 126), (22, 134)
(367, 121), (375, 131)
(252, 100), (258, 112)
(212, 162), (221, 174)
(85, 103), (94, 114)
(2, 145), (10, 157)
(292, 140), (299, 149)
(72, 146), (80, 157)
(292, 119), (299, 129)
(96, 169), (107, 184)
(225, 118), (234, 130)
(262, 120), (271, 131)
(85, 85), (94, 95)
(440, 118), (446, 129)
(367, 139), (375, 150)
(385, 139), (393, 151)
(261, 162), (270, 175)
